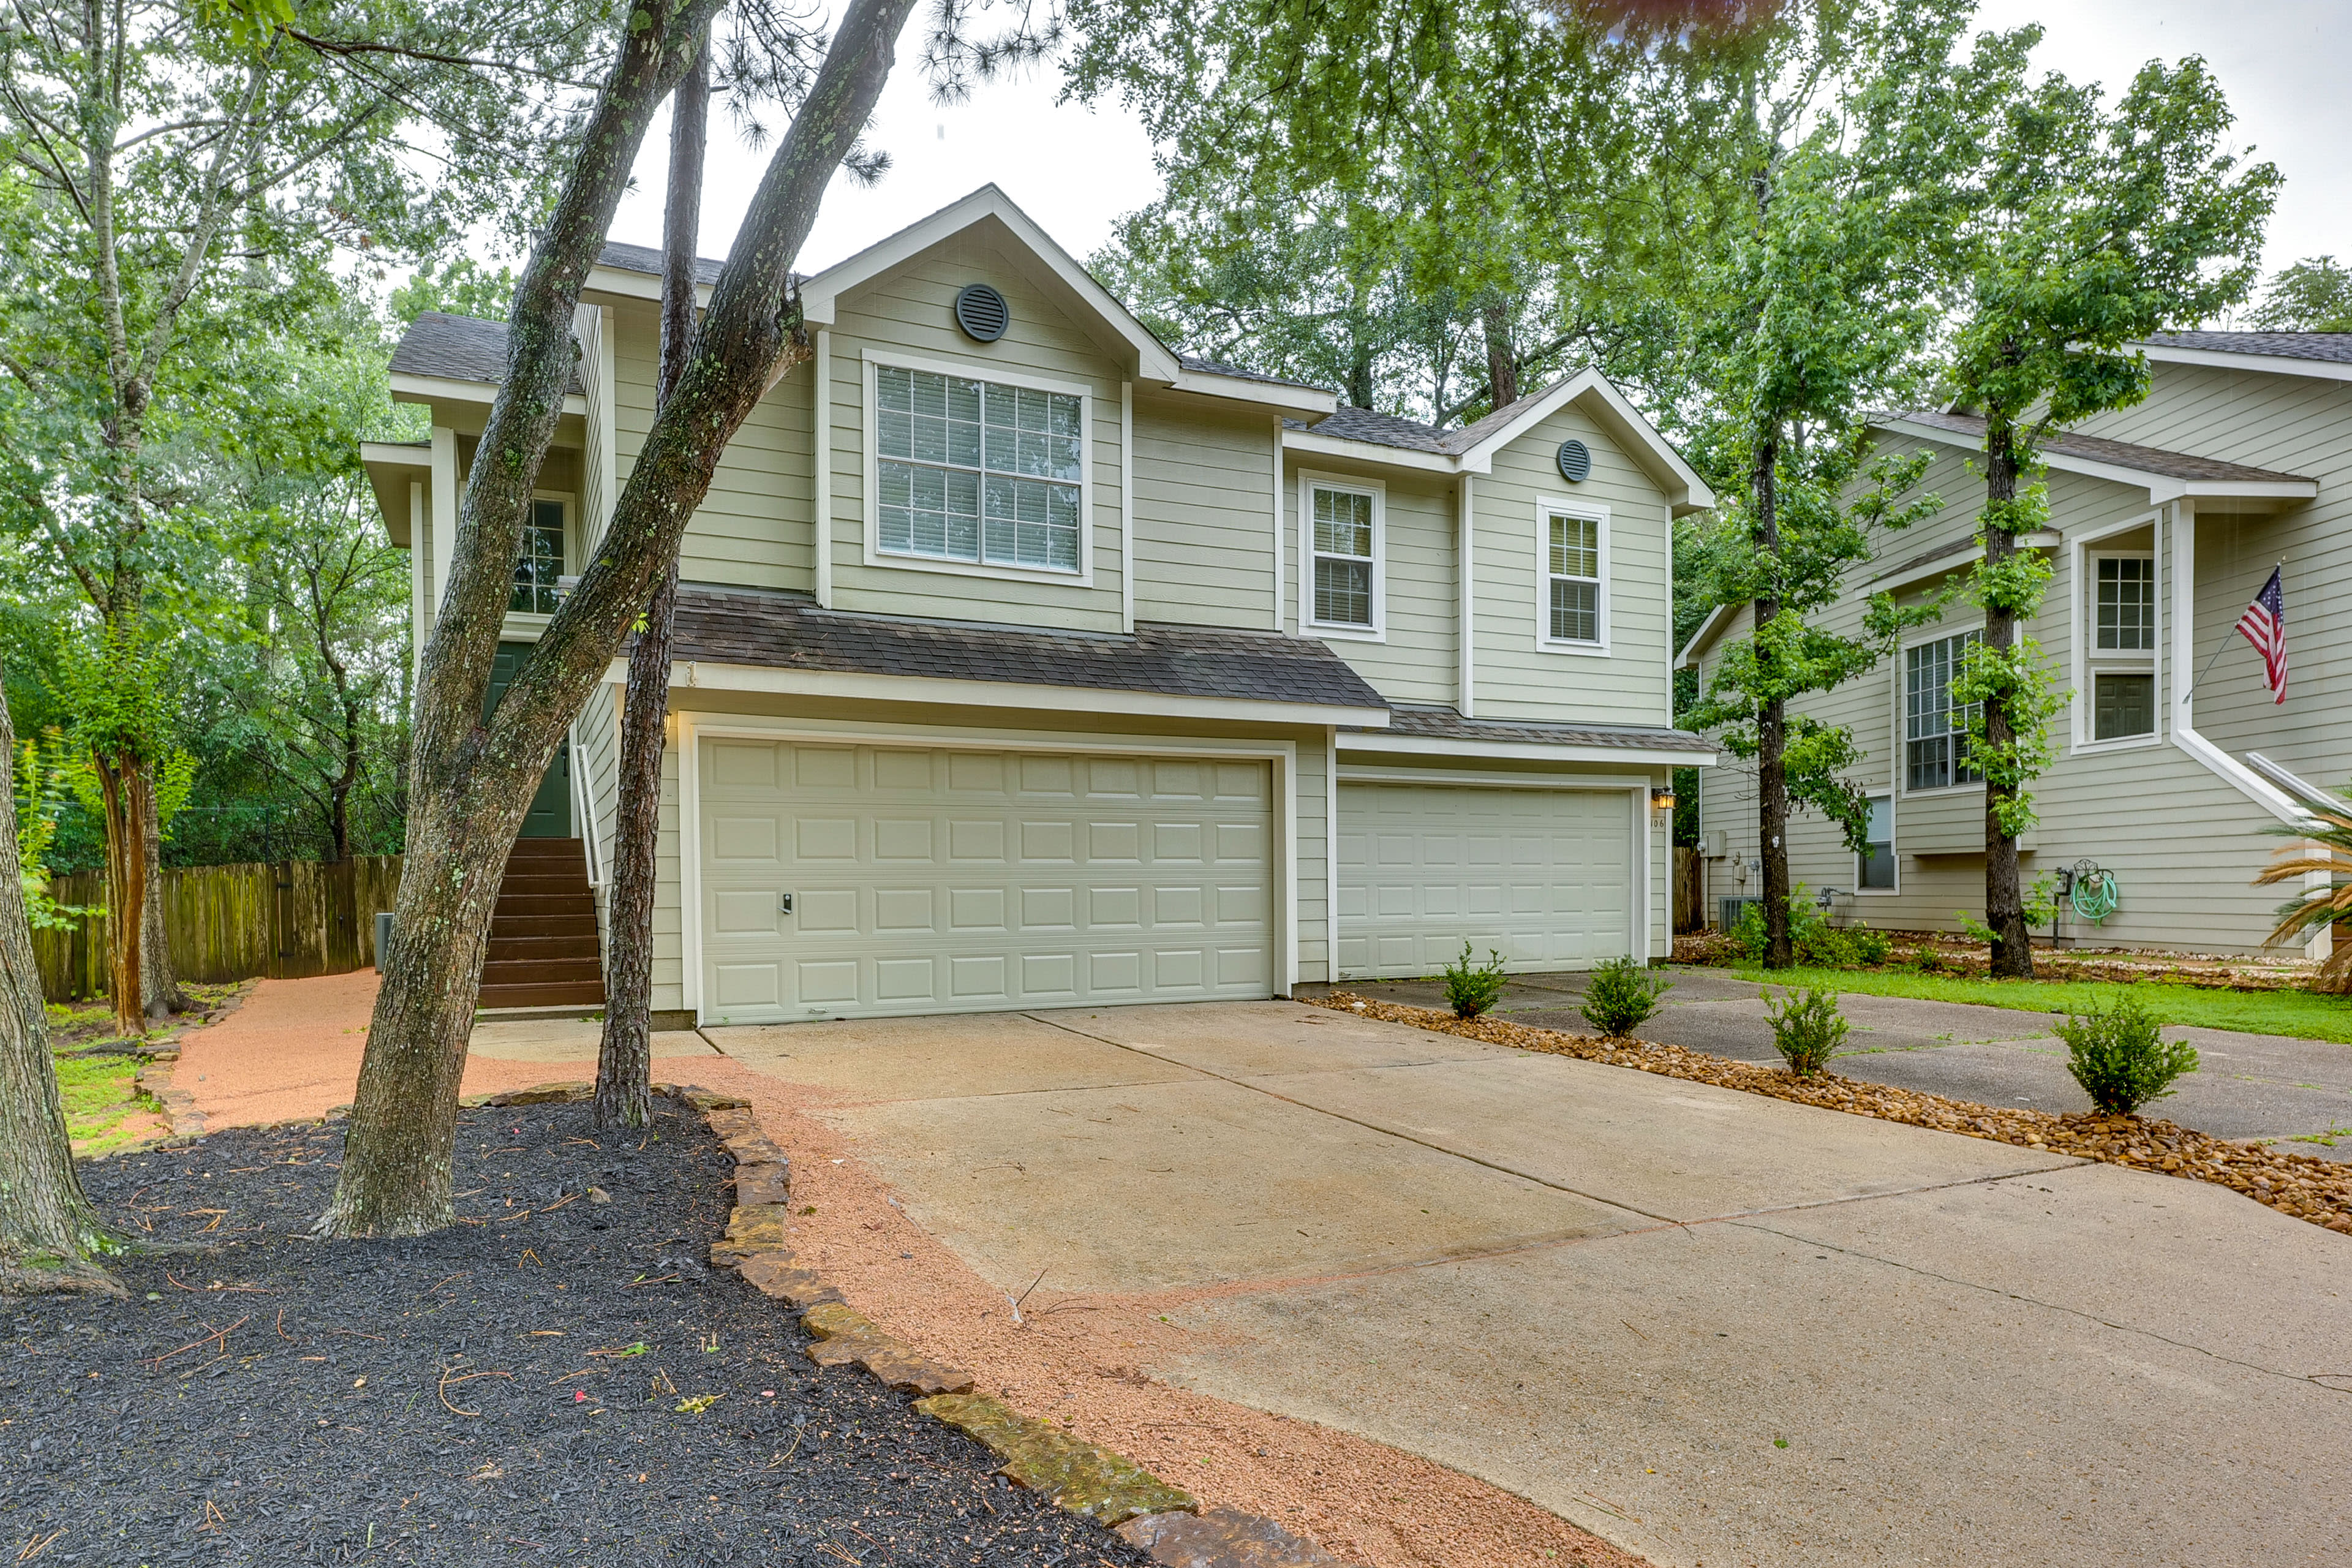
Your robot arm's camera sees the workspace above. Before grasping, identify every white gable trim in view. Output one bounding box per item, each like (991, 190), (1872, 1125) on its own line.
(1674, 602), (1735, 669)
(1455, 369), (1716, 513)
(1872, 417), (2318, 507)
(795, 185), (1184, 383)
(2135, 341), (2352, 385)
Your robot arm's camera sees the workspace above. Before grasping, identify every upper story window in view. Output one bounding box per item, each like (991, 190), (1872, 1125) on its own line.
(510, 497), (565, 614)
(2086, 551), (2157, 742)
(1542, 501), (1607, 650)
(874, 363), (1082, 573)
(1304, 478), (1382, 635)
(1905, 630), (1982, 791)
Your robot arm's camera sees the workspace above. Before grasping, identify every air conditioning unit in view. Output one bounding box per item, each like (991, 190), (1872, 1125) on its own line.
(1719, 897), (1759, 932)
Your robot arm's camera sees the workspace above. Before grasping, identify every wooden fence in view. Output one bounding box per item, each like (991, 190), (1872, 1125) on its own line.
(32, 856), (403, 1003)
(1672, 846), (1705, 934)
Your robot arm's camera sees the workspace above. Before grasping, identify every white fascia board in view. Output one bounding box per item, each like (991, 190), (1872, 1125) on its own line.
(582, 264), (713, 309)
(1455, 369), (1717, 514)
(796, 185), (1183, 383)
(1172, 369), (1336, 420)
(1674, 602), (1736, 669)
(1871, 530), (2060, 590)
(360, 440), (432, 469)
(634, 658), (1392, 728)
(1335, 730), (1714, 767)
(2135, 341), (2352, 384)
(1872, 417), (2314, 506)
(390, 372), (587, 418)
(1280, 428), (1456, 475)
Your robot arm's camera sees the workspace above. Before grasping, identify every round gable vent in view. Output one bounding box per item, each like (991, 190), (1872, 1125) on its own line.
(1556, 439), (1592, 483)
(954, 282), (1009, 343)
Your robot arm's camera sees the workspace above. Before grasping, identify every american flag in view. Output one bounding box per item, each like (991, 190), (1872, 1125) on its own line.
(2234, 565), (2287, 705)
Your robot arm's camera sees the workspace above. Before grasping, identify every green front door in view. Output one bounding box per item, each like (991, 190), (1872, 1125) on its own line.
(489, 641), (573, 838)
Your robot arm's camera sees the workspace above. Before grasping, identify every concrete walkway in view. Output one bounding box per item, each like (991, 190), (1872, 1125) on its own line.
(1319, 967), (2352, 1161)
(709, 1000), (2352, 1568)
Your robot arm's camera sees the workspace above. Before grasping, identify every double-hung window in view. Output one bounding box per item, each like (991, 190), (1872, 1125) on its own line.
(1905, 630), (1982, 791)
(1305, 480), (1380, 633)
(510, 498), (566, 614)
(875, 364), (1084, 573)
(1544, 503), (1606, 647)
(2088, 553), (2157, 741)
(1858, 795), (1895, 890)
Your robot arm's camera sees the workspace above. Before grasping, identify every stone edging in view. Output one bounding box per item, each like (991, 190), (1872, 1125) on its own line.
(1314, 993), (2352, 1236)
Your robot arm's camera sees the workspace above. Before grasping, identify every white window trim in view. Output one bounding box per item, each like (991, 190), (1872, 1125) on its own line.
(1297, 469), (1385, 641)
(859, 348), (1097, 588)
(501, 489), (575, 636)
(1854, 791), (1899, 897)
(2068, 512), (2163, 754)
(1535, 495), (1610, 656)
(1899, 622), (1986, 797)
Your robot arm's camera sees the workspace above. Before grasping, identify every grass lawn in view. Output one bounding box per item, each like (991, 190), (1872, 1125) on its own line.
(1726, 965), (2352, 1043)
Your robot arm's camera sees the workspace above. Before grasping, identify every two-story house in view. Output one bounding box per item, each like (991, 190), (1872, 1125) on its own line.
(362, 186), (1716, 1025)
(1681, 331), (2352, 959)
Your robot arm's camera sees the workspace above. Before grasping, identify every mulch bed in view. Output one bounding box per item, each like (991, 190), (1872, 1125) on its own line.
(1311, 993), (2352, 1238)
(1, 1099), (1153, 1567)
(1668, 930), (2321, 992)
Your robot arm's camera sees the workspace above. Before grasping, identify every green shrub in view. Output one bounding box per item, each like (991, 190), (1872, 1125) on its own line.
(2056, 993), (2199, 1115)
(1730, 888), (1891, 970)
(1763, 986), (1847, 1076)
(1580, 955), (1673, 1036)
(1441, 943), (1509, 1019)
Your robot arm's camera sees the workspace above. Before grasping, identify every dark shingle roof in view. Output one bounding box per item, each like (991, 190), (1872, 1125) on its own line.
(1877, 409), (2310, 484)
(1283, 377), (1595, 457)
(1175, 353), (1327, 392)
(1344, 704), (1713, 755)
(2143, 331), (2352, 366)
(662, 586), (1390, 713)
(390, 312), (584, 396)
(595, 239), (729, 286)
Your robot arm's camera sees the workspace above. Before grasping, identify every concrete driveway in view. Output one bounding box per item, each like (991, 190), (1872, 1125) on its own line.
(709, 1000), (2352, 1568)
(1322, 967), (2352, 1161)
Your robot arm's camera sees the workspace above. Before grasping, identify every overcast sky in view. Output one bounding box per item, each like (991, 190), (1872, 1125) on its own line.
(601, 0), (2349, 293)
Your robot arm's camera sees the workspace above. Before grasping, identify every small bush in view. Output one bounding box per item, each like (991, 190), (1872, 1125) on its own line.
(1763, 986), (1847, 1076)
(1580, 955), (1673, 1036)
(2057, 993), (2199, 1115)
(1441, 943), (1509, 1019)
(1730, 888), (1891, 970)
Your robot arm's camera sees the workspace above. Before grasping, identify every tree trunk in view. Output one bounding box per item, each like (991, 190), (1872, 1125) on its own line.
(0, 677), (121, 1294)
(1751, 424), (1793, 969)
(1481, 296), (1518, 410)
(139, 783), (187, 1016)
(598, 40), (707, 1131)
(323, 0), (909, 1238)
(1980, 418), (2033, 978)
(94, 757), (147, 1039)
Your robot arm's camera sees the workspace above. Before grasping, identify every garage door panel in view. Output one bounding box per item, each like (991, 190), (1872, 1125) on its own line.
(1338, 781), (1634, 981)
(702, 741), (1275, 1022)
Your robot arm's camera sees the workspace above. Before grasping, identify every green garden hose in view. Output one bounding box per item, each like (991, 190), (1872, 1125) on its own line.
(2070, 868), (2119, 925)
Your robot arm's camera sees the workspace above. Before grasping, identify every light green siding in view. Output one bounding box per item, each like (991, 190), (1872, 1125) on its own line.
(1283, 461), (1459, 706)
(1132, 395), (1280, 629)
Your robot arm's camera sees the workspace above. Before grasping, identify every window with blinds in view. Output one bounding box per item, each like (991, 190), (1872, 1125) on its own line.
(1547, 509), (1603, 644)
(1308, 483), (1378, 628)
(875, 364), (1084, 573)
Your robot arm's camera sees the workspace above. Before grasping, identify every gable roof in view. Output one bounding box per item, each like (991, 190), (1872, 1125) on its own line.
(2139, 330), (2352, 382)
(390, 311), (583, 396)
(1872, 410), (2315, 508)
(1283, 368), (1715, 514)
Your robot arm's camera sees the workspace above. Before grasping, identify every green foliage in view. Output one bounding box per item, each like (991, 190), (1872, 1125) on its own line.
(1958, 871), (2065, 944)
(2247, 255), (2352, 332)
(1440, 943), (1509, 1019)
(1763, 986), (1848, 1077)
(390, 258), (519, 327)
(1579, 956), (1673, 1037)
(2255, 793), (2352, 993)
(2056, 995), (2199, 1115)
(1730, 888), (1892, 970)
(12, 729), (99, 930)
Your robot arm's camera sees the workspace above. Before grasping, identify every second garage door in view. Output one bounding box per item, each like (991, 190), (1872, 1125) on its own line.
(1336, 781), (1635, 979)
(698, 739), (1275, 1022)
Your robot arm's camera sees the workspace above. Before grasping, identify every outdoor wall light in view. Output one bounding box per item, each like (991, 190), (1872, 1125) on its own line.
(1649, 786), (1676, 812)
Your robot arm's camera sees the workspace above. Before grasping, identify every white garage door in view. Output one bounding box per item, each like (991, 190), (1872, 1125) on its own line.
(1336, 782), (1635, 979)
(698, 739), (1274, 1022)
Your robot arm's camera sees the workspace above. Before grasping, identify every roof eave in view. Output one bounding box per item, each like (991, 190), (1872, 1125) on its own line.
(1455, 369), (1717, 514)
(582, 263), (713, 309)
(359, 441), (431, 548)
(1335, 730), (1717, 767)
(1673, 602), (1736, 669)
(1172, 368), (1336, 419)
(390, 372), (586, 418)
(2135, 341), (2352, 384)
(1279, 428), (1453, 473)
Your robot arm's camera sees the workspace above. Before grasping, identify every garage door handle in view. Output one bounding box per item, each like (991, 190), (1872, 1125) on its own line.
(778, 892), (794, 915)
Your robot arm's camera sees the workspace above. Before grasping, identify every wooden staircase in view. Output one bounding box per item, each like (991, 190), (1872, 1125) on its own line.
(479, 837), (605, 1011)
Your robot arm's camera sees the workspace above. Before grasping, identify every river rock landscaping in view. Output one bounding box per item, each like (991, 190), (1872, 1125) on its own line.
(0, 1096), (1153, 1567)
(1314, 993), (2352, 1237)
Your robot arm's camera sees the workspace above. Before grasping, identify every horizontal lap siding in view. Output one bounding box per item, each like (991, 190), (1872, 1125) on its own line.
(1297, 731), (1330, 983)
(611, 300), (813, 592)
(1132, 398), (1277, 629)
(650, 737), (685, 1012)
(827, 235), (1125, 633)
(1284, 461), (1456, 706)
(1472, 404), (1672, 725)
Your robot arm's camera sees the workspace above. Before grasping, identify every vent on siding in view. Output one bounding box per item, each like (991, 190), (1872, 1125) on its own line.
(1556, 439), (1592, 483)
(954, 282), (1009, 343)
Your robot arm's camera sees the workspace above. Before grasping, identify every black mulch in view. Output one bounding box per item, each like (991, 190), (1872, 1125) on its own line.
(2, 1099), (1155, 1567)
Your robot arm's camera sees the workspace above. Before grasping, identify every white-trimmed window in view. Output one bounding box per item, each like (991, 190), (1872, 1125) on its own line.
(1302, 475), (1383, 636)
(510, 496), (567, 614)
(873, 363), (1084, 573)
(1905, 630), (1982, 791)
(1858, 794), (1895, 891)
(2087, 552), (2157, 741)
(1540, 500), (1608, 650)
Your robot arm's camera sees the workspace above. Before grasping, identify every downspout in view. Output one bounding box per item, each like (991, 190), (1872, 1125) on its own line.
(2167, 499), (2302, 824)
(1458, 473), (1476, 717)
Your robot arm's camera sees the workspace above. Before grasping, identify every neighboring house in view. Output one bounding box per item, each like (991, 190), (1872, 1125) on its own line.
(361, 186), (1715, 1025)
(1680, 331), (2352, 957)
